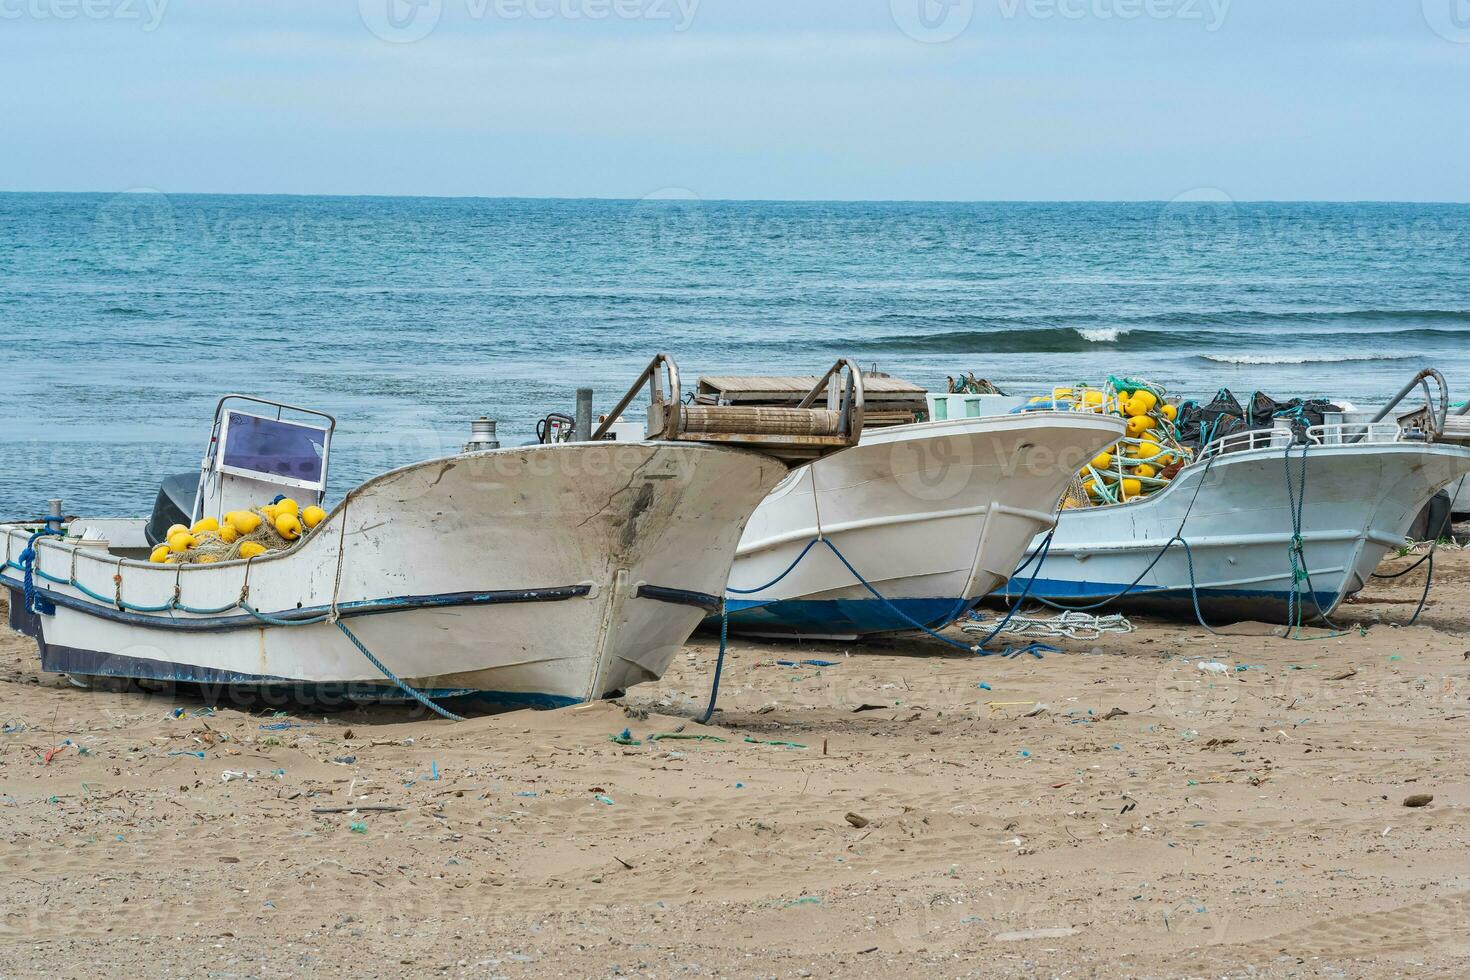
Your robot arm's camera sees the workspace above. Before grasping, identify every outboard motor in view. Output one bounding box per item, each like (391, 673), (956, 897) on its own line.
(144, 473), (198, 547)
(1409, 490), (1454, 543)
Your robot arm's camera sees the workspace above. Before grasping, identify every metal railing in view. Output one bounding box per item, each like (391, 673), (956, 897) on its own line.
(1371, 367), (1449, 438)
(1198, 421), (1411, 461)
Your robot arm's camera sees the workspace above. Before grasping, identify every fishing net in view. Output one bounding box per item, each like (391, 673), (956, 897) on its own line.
(1060, 473), (1096, 510)
(1177, 387), (1247, 450)
(1108, 375), (1165, 398)
(161, 507), (314, 565)
(947, 372), (1007, 395)
(1066, 378), (1193, 507)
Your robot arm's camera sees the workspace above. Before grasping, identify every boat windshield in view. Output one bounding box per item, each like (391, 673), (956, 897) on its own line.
(220, 411), (328, 485)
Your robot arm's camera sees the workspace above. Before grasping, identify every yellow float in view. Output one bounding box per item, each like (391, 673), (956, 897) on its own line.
(275, 513), (302, 541)
(1055, 378), (1194, 506)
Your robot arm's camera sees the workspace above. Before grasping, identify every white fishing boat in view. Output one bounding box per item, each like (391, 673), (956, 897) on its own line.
(998, 372), (1470, 623)
(718, 381), (1126, 638)
(1, 357), (863, 709)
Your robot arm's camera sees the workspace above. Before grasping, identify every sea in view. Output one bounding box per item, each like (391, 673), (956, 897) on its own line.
(4, 193), (1469, 518)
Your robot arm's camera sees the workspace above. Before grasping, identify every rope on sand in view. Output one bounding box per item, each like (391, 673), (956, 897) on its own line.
(964, 610), (1135, 642)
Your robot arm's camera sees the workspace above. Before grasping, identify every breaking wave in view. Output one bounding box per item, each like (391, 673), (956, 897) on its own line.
(1197, 352), (1418, 366)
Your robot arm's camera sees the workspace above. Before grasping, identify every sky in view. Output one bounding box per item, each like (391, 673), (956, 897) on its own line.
(2, 0), (1469, 201)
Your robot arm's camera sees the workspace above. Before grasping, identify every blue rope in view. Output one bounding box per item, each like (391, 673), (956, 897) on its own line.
(726, 536), (979, 650)
(725, 538), (823, 594)
(174, 599), (252, 616)
(704, 526), (1042, 720)
(240, 603), (332, 627)
(696, 602), (730, 725)
(1405, 552), (1435, 627)
(1283, 440), (1308, 633)
(1026, 535), (1192, 613)
(816, 539), (977, 651)
(970, 527), (1057, 650)
(7, 534), (466, 721)
(334, 620), (464, 722)
(19, 528), (62, 615)
(1014, 450), (1227, 636)
(1282, 441), (1349, 637)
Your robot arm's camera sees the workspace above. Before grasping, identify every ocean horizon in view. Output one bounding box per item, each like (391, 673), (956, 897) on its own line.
(5, 192), (1469, 517)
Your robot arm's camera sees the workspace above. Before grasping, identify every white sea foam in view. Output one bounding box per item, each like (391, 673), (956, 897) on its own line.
(1076, 327), (1128, 343)
(1200, 352), (1415, 366)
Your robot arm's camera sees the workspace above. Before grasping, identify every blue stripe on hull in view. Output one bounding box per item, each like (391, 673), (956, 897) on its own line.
(30, 635), (583, 712)
(998, 577), (1339, 620)
(716, 596), (974, 637)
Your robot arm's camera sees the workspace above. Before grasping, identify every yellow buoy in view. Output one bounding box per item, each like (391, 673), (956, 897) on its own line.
(1126, 416), (1156, 438)
(231, 511), (263, 534)
(191, 517), (219, 534)
(238, 542), (268, 560)
(1081, 390), (1105, 407)
(261, 504), (280, 521)
(218, 524), (239, 544)
(1160, 403), (1178, 422)
(275, 513), (302, 541)
(1136, 463), (1158, 479)
(149, 544), (170, 564)
(166, 523), (189, 539)
(1129, 440), (1163, 461)
(301, 505), (327, 529)
(1121, 478), (1143, 500)
(276, 498), (300, 516)
(1130, 389), (1159, 413)
(1090, 451), (1113, 471)
(167, 531), (197, 554)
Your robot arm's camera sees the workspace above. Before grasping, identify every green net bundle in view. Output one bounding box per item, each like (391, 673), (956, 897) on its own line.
(1060, 380), (1193, 509)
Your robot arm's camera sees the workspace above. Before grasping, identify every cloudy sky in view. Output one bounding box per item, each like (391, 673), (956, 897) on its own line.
(3, 0), (1469, 200)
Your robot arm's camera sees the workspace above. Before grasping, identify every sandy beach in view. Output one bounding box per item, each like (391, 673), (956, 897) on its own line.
(2, 545), (1468, 978)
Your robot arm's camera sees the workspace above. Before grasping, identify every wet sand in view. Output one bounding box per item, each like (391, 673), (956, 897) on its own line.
(2, 546), (1469, 978)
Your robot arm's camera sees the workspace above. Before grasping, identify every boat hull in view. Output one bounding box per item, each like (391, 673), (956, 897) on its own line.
(2, 442), (786, 706)
(998, 440), (1470, 623)
(720, 412), (1126, 639)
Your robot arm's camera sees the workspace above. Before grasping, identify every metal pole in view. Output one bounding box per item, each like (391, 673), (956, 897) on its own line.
(46, 498), (63, 533)
(574, 388), (594, 442)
